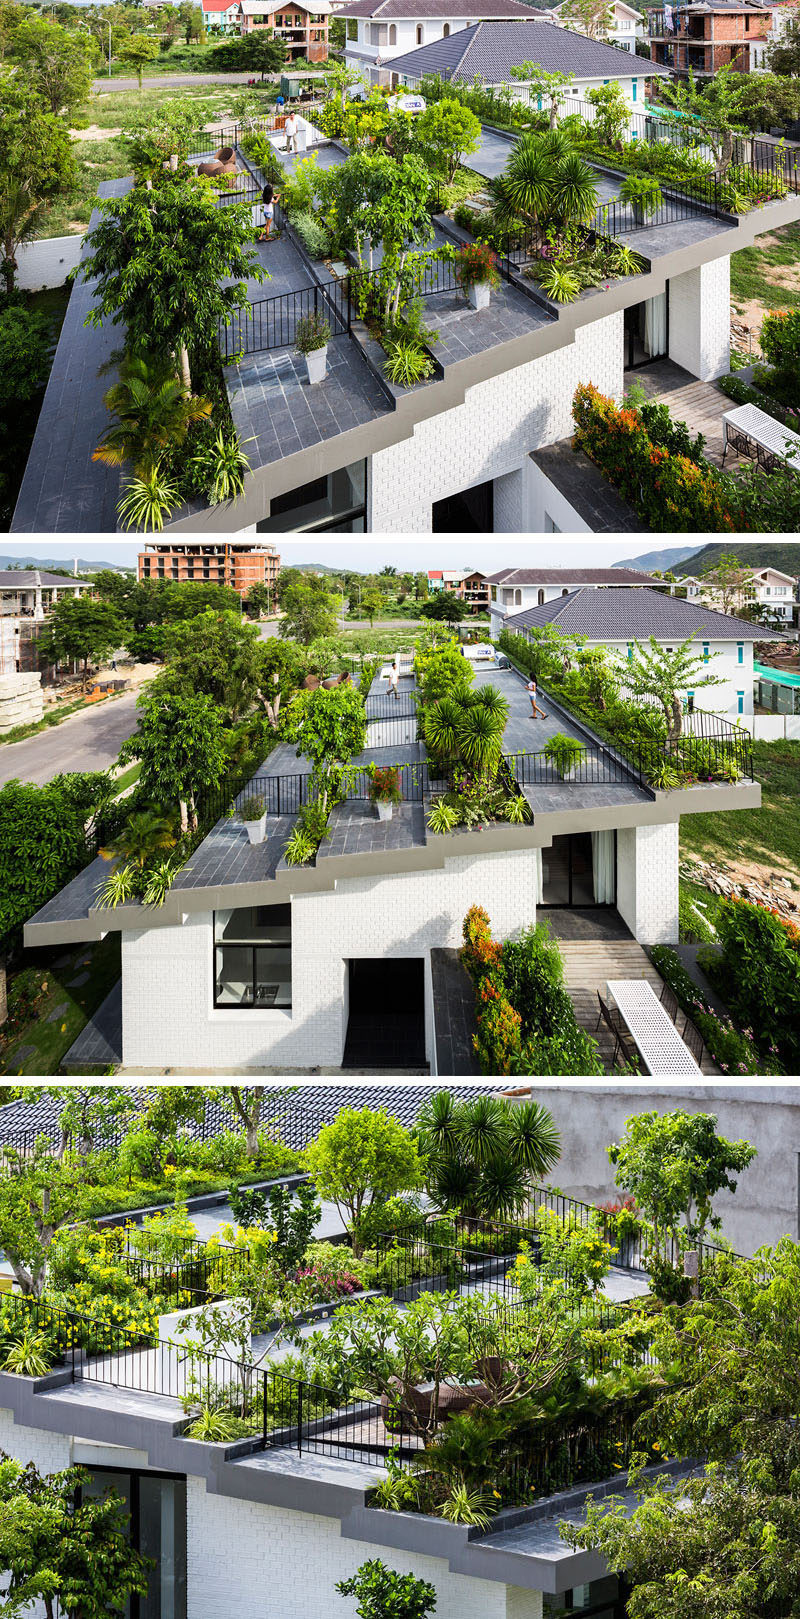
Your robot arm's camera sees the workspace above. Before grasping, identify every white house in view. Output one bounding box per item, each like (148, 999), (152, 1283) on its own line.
(487, 567), (659, 638)
(201, 0), (242, 31)
(502, 586), (788, 721)
(674, 566), (797, 624)
(385, 18), (659, 103)
(339, 0), (546, 87)
(548, 0), (645, 53)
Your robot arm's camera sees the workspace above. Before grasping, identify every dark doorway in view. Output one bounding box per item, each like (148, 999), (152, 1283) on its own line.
(432, 478), (494, 533)
(343, 959), (427, 1069)
(624, 290), (669, 371)
(540, 832), (617, 908)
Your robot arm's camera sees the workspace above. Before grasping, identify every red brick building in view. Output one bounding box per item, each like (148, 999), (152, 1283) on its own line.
(648, 0), (791, 74)
(138, 543), (281, 599)
(239, 0), (329, 59)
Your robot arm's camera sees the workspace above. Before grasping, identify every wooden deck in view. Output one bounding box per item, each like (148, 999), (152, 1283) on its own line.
(626, 359), (744, 470)
(559, 939), (718, 1075)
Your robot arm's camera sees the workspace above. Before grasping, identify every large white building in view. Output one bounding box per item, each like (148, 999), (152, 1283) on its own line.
(677, 565), (797, 625)
(500, 587), (787, 721)
(338, 0), (544, 86)
(487, 567), (659, 638)
(548, 0), (644, 52)
(385, 17), (655, 103)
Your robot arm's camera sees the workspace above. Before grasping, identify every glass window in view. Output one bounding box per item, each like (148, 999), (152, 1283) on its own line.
(258, 459), (367, 532)
(702, 642), (709, 662)
(81, 1471), (187, 1619)
(214, 906), (292, 1009)
(737, 642), (744, 664)
(737, 691), (745, 714)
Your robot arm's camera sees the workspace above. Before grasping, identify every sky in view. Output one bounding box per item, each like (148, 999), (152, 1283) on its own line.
(0, 539), (692, 571)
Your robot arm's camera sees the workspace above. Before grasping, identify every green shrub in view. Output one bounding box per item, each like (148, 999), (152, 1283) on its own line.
(703, 899), (800, 1070)
(290, 210), (330, 260)
(383, 341), (435, 387)
(650, 944), (777, 1076)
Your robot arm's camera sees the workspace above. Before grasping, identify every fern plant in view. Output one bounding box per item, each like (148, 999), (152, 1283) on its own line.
(117, 463), (179, 532)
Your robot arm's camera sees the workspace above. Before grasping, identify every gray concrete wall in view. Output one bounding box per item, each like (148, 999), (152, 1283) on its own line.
(529, 1085), (800, 1254)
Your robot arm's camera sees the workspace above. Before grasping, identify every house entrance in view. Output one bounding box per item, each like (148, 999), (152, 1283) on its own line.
(624, 289), (668, 370)
(540, 832), (617, 908)
(432, 478), (494, 532)
(343, 958), (427, 1069)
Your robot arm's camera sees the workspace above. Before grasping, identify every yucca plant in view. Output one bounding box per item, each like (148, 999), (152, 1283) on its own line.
(192, 429), (251, 505)
(117, 462), (180, 532)
(426, 798), (460, 835)
(186, 1403), (247, 1442)
(96, 865), (137, 910)
(457, 703), (505, 777)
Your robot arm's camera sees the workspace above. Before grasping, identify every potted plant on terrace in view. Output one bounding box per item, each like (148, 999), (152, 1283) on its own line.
(239, 793), (268, 845)
(618, 174), (664, 227)
(370, 765), (402, 822)
(454, 240), (500, 312)
(296, 311), (331, 385)
(543, 733), (587, 781)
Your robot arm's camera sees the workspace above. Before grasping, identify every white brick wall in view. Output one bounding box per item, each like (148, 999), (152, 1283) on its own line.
(668, 258), (730, 382)
(186, 1478), (538, 1619)
(122, 849), (542, 1071)
(616, 823), (679, 943)
(367, 311), (624, 532)
(0, 1407), (72, 1474)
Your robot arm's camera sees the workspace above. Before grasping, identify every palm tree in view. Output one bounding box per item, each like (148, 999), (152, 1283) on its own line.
(417, 1093), (560, 1223)
(94, 352), (212, 475)
(102, 811), (177, 872)
(457, 703), (506, 778)
(550, 153), (600, 228)
(424, 697), (464, 768)
(492, 134), (598, 237)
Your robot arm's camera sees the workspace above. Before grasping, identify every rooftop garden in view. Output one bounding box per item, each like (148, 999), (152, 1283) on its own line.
(1, 1086), (783, 1619)
(570, 381), (800, 535)
(498, 620), (751, 791)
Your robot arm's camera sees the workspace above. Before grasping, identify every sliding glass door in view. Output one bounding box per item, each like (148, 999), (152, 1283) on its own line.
(540, 832), (617, 908)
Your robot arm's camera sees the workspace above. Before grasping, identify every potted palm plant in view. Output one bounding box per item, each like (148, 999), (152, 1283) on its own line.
(455, 241), (501, 311)
(296, 311), (331, 385)
(370, 766), (402, 822)
(239, 793), (268, 845)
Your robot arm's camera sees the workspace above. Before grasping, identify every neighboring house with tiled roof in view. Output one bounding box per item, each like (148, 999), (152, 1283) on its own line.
(201, 0), (241, 32)
(338, 0), (548, 87)
(386, 16), (666, 91)
(646, 0), (795, 75)
(487, 566), (658, 635)
(503, 586), (788, 719)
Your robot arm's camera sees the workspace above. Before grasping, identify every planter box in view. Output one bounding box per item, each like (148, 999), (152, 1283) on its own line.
(304, 344), (328, 385)
(242, 812), (267, 845)
(375, 800), (394, 821)
(467, 280), (491, 311)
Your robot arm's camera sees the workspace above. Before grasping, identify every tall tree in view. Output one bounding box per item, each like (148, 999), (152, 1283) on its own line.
(118, 690), (228, 832)
(81, 176), (265, 389)
(699, 551), (754, 614)
(0, 1456), (152, 1619)
(10, 17), (95, 117)
(622, 635), (724, 738)
(559, 0), (615, 39)
(659, 65), (752, 176)
(119, 31), (160, 90)
(608, 1108), (756, 1257)
(279, 572), (340, 644)
(510, 65), (574, 128)
(37, 596), (125, 691)
(153, 608), (266, 723)
(281, 684), (367, 812)
(767, 8), (800, 77)
(0, 84), (77, 294)
(0, 1143), (90, 1296)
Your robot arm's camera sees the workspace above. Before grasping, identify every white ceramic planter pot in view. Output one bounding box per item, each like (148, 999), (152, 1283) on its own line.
(242, 813), (267, 845)
(304, 345), (328, 385)
(375, 800), (393, 822)
(468, 281), (491, 311)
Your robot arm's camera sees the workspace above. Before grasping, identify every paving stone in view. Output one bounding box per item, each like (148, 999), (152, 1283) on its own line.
(67, 971), (90, 988)
(46, 1003), (70, 1024)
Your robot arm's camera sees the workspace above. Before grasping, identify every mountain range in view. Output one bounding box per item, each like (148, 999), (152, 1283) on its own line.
(0, 554), (134, 573)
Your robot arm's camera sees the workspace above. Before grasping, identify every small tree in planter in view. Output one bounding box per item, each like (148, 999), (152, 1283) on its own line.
(239, 793), (267, 845)
(454, 240), (500, 311)
(619, 173), (664, 226)
(370, 765), (402, 822)
(336, 1561), (437, 1619)
(296, 311), (331, 385)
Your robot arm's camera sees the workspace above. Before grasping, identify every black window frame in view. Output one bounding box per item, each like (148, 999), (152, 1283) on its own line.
(539, 830), (618, 910)
(213, 906), (293, 1011)
(78, 1465), (187, 1619)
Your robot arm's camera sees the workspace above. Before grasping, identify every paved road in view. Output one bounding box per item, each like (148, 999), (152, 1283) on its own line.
(0, 692), (139, 789)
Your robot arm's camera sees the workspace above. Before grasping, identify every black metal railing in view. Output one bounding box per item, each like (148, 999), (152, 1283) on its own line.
(506, 744), (636, 789)
(261, 1365), (416, 1463)
(219, 279), (349, 360)
(188, 109), (324, 160)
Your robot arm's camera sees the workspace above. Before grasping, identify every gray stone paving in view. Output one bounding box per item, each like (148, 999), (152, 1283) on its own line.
(430, 948), (482, 1077)
(172, 814), (296, 892)
(46, 1003), (70, 1024)
(67, 971), (90, 988)
(530, 440), (643, 532)
(27, 856), (111, 929)
(426, 282), (549, 367)
(11, 181), (131, 534)
(320, 801), (426, 860)
(227, 334), (391, 474)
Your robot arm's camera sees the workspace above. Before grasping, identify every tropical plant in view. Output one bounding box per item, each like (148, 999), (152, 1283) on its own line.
(117, 463), (180, 532)
(383, 340), (435, 387)
(2, 1329), (54, 1377)
(185, 1403), (249, 1442)
(503, 794), (527, 823)
(303, 1107), (424, 1255)
(535, 262), (582, 303)
(369, 766), (402, 805)
(101, 811), (177, 872)
(543, 733), (586, 778)
(426, 798), (460, 834)
(191, 430), (250, 505)
(417, 1090), (560, 1221)
(619, 173), (664, 218)
(96, 865), (137, 910)
(623, 636), (724, 740)
(141, 860), (178, 908)
(335, 1561), (437, 1619)
(284, 827), (317, 866)
(93, 352), (212, 473)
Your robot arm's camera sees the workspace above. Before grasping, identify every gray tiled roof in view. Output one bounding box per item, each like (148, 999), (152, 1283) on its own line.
(339, 0), (541, 15)
(486, 567), (658, 585)
(0, 571), (88, 590)
(387, 18), (668, 78)
(503, 586), (787, 640)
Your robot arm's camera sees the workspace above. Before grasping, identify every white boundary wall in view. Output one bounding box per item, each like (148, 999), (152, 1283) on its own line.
(15, 235), (83, 291)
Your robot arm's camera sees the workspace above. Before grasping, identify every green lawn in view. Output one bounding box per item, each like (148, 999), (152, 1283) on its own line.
(0, 937), (122, 1078)
(83, 81), (275, 129)
(680, 739), (800, 875)
(730, 222), (800, 316)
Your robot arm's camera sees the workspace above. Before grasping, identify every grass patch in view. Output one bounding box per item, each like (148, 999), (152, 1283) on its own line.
(0, 937), (122, 1078)
(37, 136), (131, 237)
(112, 762), (142, 796)
(83, 82), (274, 130)
(730, 222), (800, 315)
(680, 739), (800, 875)
(438, 164), (487, 212)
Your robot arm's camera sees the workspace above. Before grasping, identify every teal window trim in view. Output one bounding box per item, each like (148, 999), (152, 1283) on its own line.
(702, 642), (709, 662)
(627, 643), (633, 661)
(737, 642), (744, 664)
(737, 691), (745, 714)
(632, 80), (638, 98)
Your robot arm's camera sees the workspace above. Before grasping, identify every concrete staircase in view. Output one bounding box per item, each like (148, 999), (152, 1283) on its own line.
(559, 939), (717, 1075)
